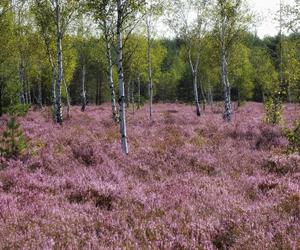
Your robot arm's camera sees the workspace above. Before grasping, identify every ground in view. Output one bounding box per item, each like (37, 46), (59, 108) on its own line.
(0, 102), (299, 249)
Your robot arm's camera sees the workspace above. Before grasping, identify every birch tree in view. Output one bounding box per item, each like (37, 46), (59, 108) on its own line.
(116, 0), (145, 154)
(87, 0), (118, 122)
(168, 0), (211, 116)
(50, 0), (82, 124)
(144, 0), (163, 119)
(32, 0), (57, 114)
(214, 0), (250, 122)
(75, 18), (92, 112)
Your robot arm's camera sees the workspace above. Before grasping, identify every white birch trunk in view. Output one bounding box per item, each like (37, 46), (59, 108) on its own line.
(221, 19), (232, 122)
(81, 64), (87, 112)
(19, 61), (25, 104)
(137, 75), (141, 109)
(131, 80), (135, 115)
(146, 16), (153, 119)
(199, 79), (206, 111)
(63, 79), (70, 118)
(117, 0), (128, 155)
(127, 77), (131, 108)
(105, 30), (118, 121)
(188, 47), (201, 116)
(38, 75), (43, 108)
(55, 0), (63, 124)
(193, 72), (201, 116)
(44, 40), (57, 119)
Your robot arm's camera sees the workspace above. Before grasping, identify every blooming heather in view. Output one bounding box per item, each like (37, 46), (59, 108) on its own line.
(0, 103), (299, 249)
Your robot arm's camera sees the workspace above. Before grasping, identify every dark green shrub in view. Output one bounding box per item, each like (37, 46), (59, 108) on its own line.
(0, 117), (27, 158)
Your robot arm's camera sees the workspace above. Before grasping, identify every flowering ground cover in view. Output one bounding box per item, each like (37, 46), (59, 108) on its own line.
(0, 102), (299, 249)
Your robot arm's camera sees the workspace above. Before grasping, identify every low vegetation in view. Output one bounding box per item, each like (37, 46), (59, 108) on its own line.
(0, 102), (299, 249)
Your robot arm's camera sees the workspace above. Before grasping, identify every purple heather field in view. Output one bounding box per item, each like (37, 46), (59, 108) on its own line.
(0, 102), (299, 249)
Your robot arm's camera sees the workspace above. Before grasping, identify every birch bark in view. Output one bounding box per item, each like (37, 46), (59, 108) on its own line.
(146, 15), (153, 119)
(117, 0), (128, 154)
(104, 20), (118, 121)
(55, 0), (63, 124)
(137, 75), (141, 109)
(188, 47), (201, 116)
(81, 64), (87, 112)
(221, 18), (232, 122)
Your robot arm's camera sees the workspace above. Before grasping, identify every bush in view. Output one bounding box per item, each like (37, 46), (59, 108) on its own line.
(264, 93), (283, 125)
(0, 117), (27, 158)
(6, 104), (30, 117)
(284, 119), (300, 154)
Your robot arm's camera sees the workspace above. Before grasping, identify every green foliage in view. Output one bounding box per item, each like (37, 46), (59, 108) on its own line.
(284, 119), (300, 154)
(7, 104), (30, 117)
(229, 43), (254, 102)
(264, 93), (283, 125)
(250, 47), (279, 101)
(0, 117), (27, 158)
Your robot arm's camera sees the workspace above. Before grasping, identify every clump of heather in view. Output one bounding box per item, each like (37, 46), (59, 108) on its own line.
(0, 102), (299, 249)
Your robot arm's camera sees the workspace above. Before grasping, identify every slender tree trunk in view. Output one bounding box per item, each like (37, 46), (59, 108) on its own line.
(287, 81), (291, 103)
(193, 72), (201, 116)
(126, 77), (131, 108)
(55, 0), (63, 124)
(146, 16), (153, 119)
(137, 75), (141, 109)
(199, 79), (206, 111)
(221, 20), (232, 122)
(52, 65), (57, 119)
(63, 79), (70, 118)
(131, 80), (135, 116)
(188, 47), (201, 116)
(38, 76), (43, 108)
(0, 85), (3, 117)
(81, 64), (87, 112)
(27, 79), (32, 104)
(117, 0), (128, 154)
(105, 38), (117, 121)
(44, 41), (57, 119)
(207, 81), (213, 107)
(19, 61), (25, 104)
(237, 84), (241, 107)
(96, 73), (100, 105)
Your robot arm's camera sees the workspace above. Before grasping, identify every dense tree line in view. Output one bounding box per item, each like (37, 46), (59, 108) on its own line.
(0, 0), (299, 153)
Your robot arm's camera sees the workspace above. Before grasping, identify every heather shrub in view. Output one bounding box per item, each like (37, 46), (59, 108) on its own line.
(190, 130), (206, 148)
(153, 126), (184, 153)
(212, 220), (238, 249)
(0, 117), (27, 158)
(105, 127), (119, 143)
(68, 188), (114, 210)
(263, 155), (300, 175)
(71, 143), (97, 166)
(255, 124), (286, 150)
(284, 119), (300, 154)
(163, 111), (176, 124)
(0, 171), (17, 192)
(278, 193), (300, 219)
